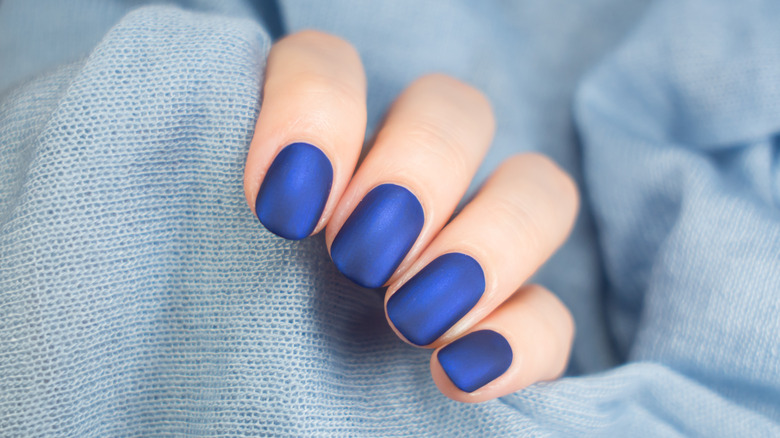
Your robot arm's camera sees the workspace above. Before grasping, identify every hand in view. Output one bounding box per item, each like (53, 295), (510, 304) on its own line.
(243, 31), (579, 403)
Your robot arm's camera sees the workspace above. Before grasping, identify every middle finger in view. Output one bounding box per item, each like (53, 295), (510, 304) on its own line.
(326, 74), (495, 288)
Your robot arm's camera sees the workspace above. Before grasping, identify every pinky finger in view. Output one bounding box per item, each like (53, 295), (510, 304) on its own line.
(430, 284), (574, 403)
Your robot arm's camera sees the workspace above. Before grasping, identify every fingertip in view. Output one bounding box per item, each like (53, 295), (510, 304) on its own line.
(244, 30), (367, 240)
(430, 329), (517, 403)
(429, 285), (574, 403)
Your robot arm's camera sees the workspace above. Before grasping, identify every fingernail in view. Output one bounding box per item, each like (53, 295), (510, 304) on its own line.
(387, 253), (485, 346)
(437, 330), (512, 393)
(331, 184), (424, 288)
(255, 142), (333, 240)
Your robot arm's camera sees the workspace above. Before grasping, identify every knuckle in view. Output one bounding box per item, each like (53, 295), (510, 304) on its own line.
(290, 29), (333, 42)
(534, 285), (575, 341)
(287, 72), (337, 96)
(297, 31), (363, 75)
(451, 80), (493, 124)
(507, 153), (579, 210)
(509, 152), (557, 176)
(273, 30), (364, 107)
(486, 192), (545, 254)
(416, 74), (487, 103)
(520, 284), (575, 356)
(404, 117), (470, 179)
(290, 30), (357, 56)
(414, 74), (495, 128)
(286, 71), (364, 109)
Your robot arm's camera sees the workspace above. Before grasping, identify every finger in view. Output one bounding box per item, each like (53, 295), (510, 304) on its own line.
(431, 284), (575, 402)
(385, 154), (579, 347)
(327, 74), (495, 288)
(244, 30), (366, 240)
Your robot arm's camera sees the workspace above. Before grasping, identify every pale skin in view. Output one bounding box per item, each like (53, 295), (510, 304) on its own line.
(243, 30), (578, 403)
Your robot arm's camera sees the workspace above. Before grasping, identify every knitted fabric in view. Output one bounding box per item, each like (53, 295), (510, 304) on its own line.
(1, 1), (779, 436)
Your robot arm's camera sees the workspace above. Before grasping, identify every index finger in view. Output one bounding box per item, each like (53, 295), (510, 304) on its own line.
(244, 30), (367, 239)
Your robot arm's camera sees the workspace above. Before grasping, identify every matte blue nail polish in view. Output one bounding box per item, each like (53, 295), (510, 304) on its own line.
(255, 142), (333, 240)
(438, 330), (512, 393)
(387, 253), (485, 346)
(331, 184), (424, 288)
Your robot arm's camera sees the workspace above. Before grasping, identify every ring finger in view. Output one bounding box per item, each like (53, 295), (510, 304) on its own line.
(385, 153), (579, 348)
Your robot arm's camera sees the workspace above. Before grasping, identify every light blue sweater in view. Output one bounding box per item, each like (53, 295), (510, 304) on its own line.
(1, 0), (778, 435)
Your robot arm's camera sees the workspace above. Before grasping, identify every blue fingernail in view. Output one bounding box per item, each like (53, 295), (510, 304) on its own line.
(387, 253), (485, 346)
(331, 184), (424, 288)
(255, 142), (333, 240)
(438, 330), (512, 392)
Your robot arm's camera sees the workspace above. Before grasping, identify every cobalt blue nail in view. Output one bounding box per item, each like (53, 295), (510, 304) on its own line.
(438, 330), (512, 393)
(331, 184), (424, 288)
(255, 142), (333, 240)
(387, 253), (485, 346)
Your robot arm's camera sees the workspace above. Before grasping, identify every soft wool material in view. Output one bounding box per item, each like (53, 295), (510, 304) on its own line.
(1, 0), (778, 436)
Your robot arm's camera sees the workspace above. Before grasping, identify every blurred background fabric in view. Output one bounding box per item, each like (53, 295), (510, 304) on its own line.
(1, 0), (778, 436)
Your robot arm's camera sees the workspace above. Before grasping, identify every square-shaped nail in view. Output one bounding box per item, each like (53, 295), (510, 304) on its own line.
(255, 142), (333, 240)
(387, 253), (485, 346)
(437, 330), (512, 392)
(330, 184), (424, 288)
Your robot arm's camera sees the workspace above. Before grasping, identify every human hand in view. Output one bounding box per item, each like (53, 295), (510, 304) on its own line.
(243, 31), (579, 403)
